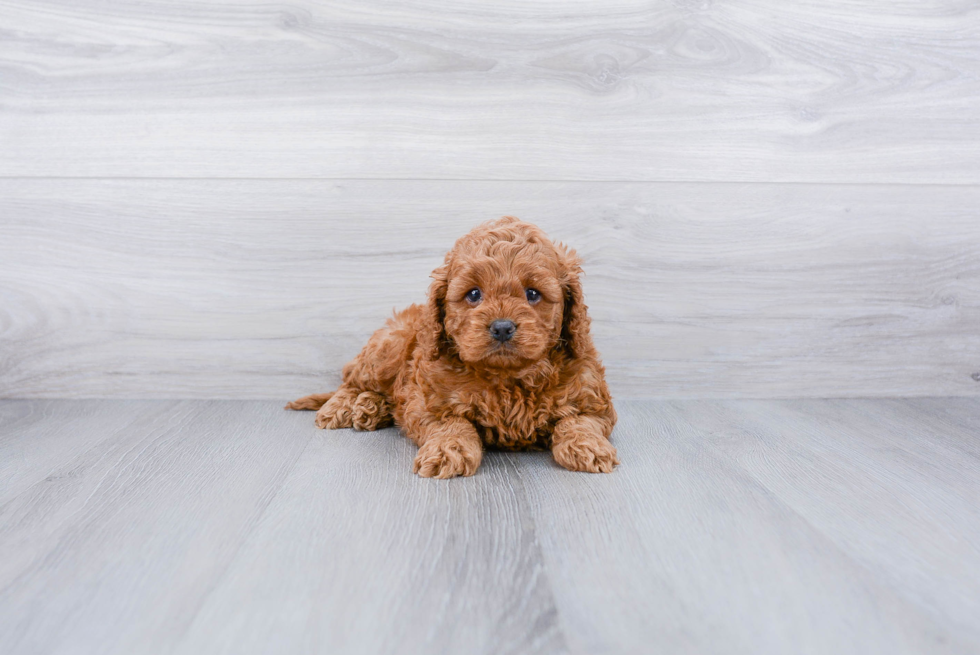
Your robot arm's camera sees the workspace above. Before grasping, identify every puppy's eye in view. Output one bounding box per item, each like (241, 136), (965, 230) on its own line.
(465, 288), (482, 303)
(525, 288), (541, 304)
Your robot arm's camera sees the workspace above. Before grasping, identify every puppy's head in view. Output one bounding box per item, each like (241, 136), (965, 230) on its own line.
(421, 216), (593, 368)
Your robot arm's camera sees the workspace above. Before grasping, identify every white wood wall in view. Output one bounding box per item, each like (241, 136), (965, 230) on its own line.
(1, 0), (978, 399)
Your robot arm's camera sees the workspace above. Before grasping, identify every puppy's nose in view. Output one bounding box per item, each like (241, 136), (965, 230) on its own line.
(489, 319), (516, 342)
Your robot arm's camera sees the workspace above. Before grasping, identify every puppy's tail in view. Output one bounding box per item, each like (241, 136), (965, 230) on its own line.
(284, 392), (334, 411)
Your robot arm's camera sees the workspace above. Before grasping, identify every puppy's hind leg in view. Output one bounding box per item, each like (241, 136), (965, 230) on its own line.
(314, 386), (359, 429)
(289, 305), (418, 430)
(285, 389), (359, 429)
(323, 308), (416, 430)
(351, 391), (393, 431)
(286, 385), (365, 429)
(311, 387), (393, 431)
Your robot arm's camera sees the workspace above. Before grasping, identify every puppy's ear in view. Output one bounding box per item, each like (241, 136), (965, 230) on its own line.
(419, 263), (449, 360)
(558, 246), (595, 360)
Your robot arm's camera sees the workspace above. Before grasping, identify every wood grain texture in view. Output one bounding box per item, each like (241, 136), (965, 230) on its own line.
(665, 399), (980, 646)
(1, 398), (979, 653)
(2, 179), (978, 399)
(519, 398), (980, 653)
(0, 401), (314, 654)
(0, 399), (179, 505)
(174, 421), (562, 655)
(0, 400), (562, 655)
(2, 0), (979, 181)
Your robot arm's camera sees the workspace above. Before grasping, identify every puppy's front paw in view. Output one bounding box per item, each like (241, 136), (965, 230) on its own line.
(552, 434), (619, 473)
(413, 436), (482, 479)
(314, 392), (355, 429)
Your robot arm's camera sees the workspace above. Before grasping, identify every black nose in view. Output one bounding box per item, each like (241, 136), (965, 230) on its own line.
(489, 319), (516, 342)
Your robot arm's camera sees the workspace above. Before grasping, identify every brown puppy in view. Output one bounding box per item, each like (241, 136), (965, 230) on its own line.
(286, 217), (618, 478)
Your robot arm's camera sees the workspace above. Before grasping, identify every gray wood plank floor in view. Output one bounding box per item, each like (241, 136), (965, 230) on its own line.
(1, 399), (978, 654)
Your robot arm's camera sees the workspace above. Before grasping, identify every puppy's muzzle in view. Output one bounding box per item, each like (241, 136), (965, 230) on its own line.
(489, 319), (516, 342)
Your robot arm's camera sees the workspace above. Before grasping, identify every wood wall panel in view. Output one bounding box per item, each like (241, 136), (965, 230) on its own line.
(2, 179), (977, 399)
(1, 0), (978, 181)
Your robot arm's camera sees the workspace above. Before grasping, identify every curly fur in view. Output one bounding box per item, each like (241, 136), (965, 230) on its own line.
(286, 217), (618, 478)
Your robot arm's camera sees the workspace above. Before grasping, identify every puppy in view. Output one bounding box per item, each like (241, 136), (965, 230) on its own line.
(286, 216), (618, 478)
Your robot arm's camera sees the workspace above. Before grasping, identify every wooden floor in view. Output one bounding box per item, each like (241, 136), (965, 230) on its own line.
(1, 399), (978, 654)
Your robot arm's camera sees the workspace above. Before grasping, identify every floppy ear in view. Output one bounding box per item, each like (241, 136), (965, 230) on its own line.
(558, 246), (595, 360)
(419, 264), (450, 360)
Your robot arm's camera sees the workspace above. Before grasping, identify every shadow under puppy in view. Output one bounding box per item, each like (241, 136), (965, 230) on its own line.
(286, 216), (618, 478)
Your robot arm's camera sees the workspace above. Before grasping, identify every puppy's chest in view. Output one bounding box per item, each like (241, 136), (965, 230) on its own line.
(451, 386), (567, 450)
